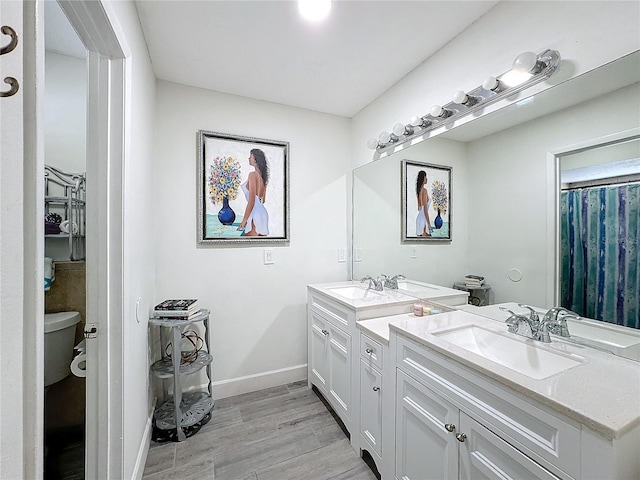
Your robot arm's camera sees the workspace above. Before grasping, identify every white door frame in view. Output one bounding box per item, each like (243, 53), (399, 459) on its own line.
(57, 1), (128, 477)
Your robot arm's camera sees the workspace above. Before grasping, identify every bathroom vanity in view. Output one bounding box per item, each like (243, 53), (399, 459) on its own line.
(309, 282), (640, 479)
(388, 310), (640, 480)
(307, 281), (417, 447)
(307, 280), (468, 472)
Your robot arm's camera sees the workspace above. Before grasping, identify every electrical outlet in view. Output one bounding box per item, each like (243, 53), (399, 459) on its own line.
(411, 247), (417, 259)
(264, 249), (274, 265)
(338, 248), (346, 263)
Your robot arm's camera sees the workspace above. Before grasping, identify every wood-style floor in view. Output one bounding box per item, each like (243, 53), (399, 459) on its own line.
(143, 381), (379, 480)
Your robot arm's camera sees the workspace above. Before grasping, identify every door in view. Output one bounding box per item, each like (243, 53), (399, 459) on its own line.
(458, 412), (561, 480)
(309, 310), (329, 393)
(0, 1), (43, 477)
(396, 370), (459, 480)
(360, 360), (382, 457)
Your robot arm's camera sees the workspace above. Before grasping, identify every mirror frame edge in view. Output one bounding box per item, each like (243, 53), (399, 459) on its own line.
(548, 126), (640, 310)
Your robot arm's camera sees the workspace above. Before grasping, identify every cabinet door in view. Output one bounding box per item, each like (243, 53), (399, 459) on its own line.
(395, 370), (458, 480)
(327, 322), (351, 420)
(360, 360), (382, 457)
(309, 311), (329, 394)
(459, 412), (561, 480)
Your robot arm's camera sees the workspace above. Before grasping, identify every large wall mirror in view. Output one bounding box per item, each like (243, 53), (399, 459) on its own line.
(353, 51), (640, 356)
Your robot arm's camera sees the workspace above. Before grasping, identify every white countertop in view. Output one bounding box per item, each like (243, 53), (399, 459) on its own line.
(387, 310), (640, 440)
(357, 317), (393, 345)
(308, 281), (416, 311)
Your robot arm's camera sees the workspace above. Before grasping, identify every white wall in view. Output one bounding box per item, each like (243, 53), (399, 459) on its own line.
(153, 81), (351, 398)
(466, 84), (640, 307)
(106, 1), (158, 478)
(44, 52), (86, 174)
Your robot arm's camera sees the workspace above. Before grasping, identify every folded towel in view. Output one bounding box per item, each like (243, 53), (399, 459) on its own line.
(44, 257), (55, 291)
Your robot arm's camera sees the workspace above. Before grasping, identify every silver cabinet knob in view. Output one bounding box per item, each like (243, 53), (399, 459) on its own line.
(321, 329), (329, 336)
(444, 423), (455, 432)
(455, 433), (467, 442)
(365, 348), (373, 354)
(372, 386), (380, 391)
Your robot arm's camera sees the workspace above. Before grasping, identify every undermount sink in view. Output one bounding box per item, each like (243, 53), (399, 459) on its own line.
(432, 325), (584, 380)
(328, 286), (384, 300)
(396, 281), (439, 292)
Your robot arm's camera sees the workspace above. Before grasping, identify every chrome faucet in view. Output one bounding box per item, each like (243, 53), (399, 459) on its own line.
(382, 274), (405, 289)
(361, 275), (384, 291)
(541, 307), (579, 338)
(500, 307), (538, 339)
(501, 304), (578, 343)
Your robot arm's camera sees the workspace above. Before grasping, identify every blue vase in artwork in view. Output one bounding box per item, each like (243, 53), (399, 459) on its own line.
(434, 208), (443, 229)
(218, 196), (236, 226)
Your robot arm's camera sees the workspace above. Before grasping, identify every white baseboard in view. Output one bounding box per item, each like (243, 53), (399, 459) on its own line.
(131, 397), (156, 480)
(211, 364), (308, 400)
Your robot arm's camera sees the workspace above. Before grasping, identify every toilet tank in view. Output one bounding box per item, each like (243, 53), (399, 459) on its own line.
(44, 311), (81, 386)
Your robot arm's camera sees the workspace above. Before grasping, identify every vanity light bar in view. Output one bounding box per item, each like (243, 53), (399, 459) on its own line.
(369, 50), (561, 153)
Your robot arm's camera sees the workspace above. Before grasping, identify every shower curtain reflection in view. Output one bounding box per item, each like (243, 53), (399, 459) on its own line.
(560, 183), (639, 328)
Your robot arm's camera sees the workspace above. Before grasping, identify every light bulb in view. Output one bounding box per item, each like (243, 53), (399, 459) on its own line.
(393, 123), (414, 137)
(482, 76), (501, 91)
(512, 51), (539, 73)
(430, 105), (452, 118)
(409, 115), (422, 127)
(430, 105), (444, 117)
(366, 138), (379, 150)
(453, 90), (469, 104)
(298, 0), (332, 22)
(378, 131), (391, 144)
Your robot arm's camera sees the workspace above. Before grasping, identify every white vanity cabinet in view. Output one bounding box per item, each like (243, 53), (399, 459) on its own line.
(392, 329), (639, 480)
(307, 283), (416, 456)
(395, 369), (561, 480)
(309, 307), (352, 422)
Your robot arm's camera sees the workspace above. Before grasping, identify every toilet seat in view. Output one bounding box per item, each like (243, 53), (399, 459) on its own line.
(44, 311), (81, 333)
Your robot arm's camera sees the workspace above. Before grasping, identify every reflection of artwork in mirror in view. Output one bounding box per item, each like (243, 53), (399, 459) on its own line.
(401, 160), (452, 242)
(197, 130), (290, 244)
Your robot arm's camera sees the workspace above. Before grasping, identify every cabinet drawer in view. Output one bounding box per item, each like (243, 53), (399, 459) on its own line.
(308, 292), (352, 329)
(360, 334), (383, 370)
(396, 335), (580, 479)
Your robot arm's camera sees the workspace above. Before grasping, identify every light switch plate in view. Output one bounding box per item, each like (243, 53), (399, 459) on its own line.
(354, 248), (362, 262)
(264, 249), (274, 265)
(338, 248), (346, 263)
(410, 247), (417, 259)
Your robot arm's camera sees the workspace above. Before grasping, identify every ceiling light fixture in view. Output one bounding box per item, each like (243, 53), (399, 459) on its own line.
(367, 49), (561, 153)
(298, 0), (332, 22)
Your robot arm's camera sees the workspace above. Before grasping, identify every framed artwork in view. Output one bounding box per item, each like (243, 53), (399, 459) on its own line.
(401, 160), (452, 242)
(197, 130), (290, 244)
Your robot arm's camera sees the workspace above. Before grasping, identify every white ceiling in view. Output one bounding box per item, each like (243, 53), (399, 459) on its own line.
(132, 0), (498, 118)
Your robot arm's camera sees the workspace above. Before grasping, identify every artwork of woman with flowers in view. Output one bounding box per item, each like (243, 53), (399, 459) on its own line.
(198, 131), (289, 244)
(401, 160), (452, 242)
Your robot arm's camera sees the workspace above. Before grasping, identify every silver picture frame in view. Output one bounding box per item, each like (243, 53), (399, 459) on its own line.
(197, 130), (290, 244)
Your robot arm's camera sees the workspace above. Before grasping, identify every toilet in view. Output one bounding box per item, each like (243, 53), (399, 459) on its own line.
(44, 311), (81, 386)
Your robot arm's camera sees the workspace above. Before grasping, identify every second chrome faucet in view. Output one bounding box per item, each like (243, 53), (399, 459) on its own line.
(500, 304), (578, 343)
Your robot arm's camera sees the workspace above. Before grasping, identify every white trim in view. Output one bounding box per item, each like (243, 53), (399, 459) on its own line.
(211, 364), (308, 400)
(546, 127), (640, 308)
(131, 398), (156, 480)
(57, 2), (128, 478)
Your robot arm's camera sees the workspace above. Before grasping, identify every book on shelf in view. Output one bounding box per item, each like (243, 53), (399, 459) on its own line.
(463, 274), (485, 287)
(153, 309), (202, 320)
(153, 299), (200, 317)
(464, 274), (484, 282)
